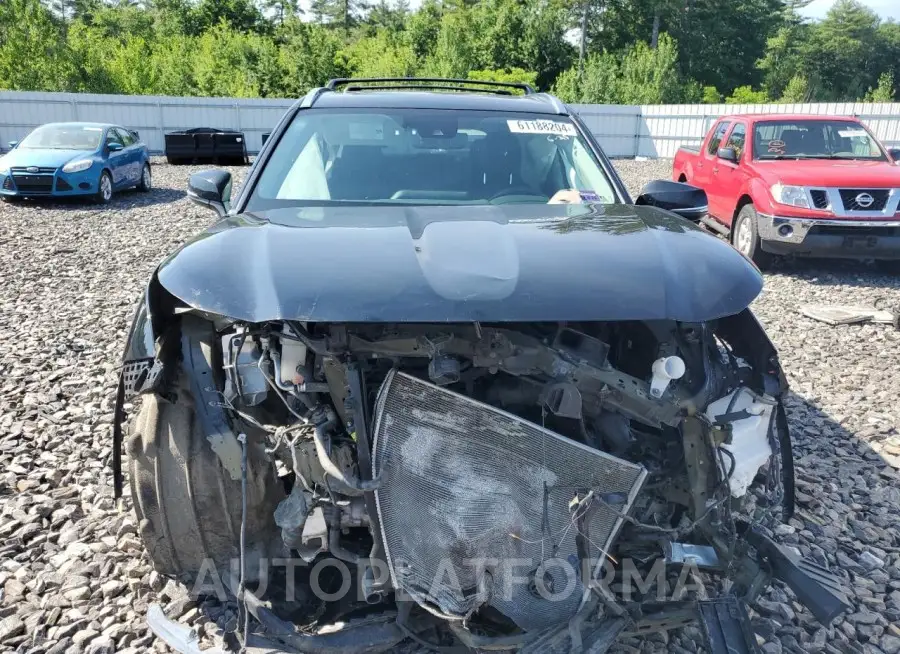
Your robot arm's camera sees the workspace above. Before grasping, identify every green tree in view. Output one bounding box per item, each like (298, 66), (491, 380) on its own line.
(404, 0), (441, 62)
(553, 32), (693, 104)
(278, 19), (346, 95)
(725, 85), (769, 104)
(874, 21), (900, 94)
(422, 7), (480, 77)
(585, 0), (785, 94)
(193, 22), (261, 96)
(263, 0), (301, 25)
(779, 74), (809, 102)
(701, 86), (723, 104)
(757, 23), (809, 99)
(616, 33), (685, 103)
(674, 0), (784, 92)
(366, 0), (409, 33)
(864, 72), (895, 102)
(147, 34), (197, 95)
(148, 0), (193, 36)
(310, 0), (369, 31)
(0, 0), (75, 91)
(341, 31), (417, 77)
(473, 0), (572, 90)
(41, 0), (100, 22)
(191, 0), (264, 34)
(468, 68), (538, 88)
(797, 0), (881, 101)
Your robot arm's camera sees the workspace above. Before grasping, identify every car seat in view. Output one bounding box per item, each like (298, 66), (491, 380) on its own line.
(470, 131), (527, 199)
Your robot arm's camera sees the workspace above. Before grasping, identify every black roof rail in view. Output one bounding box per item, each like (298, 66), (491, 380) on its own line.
(301, 87), (329, 108)
(326, 77), (536, 95)
(343, 84), (515, 95)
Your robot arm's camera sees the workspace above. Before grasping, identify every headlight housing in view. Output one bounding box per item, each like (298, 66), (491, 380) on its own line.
(62, 159), (93, 174)
(770, 183), (809, 208)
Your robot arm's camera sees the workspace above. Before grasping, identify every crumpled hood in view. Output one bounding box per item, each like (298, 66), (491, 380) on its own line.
(156, 203), (763, 323)
(752, 159), (900, 187)
(0, 148), (95, 169)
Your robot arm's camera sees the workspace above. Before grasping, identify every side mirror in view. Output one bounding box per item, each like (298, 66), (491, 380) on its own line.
(188, 169), (232, 217)
(888, 147), (900, 163)
(108, 142), (124, 152)
(130, 130), (140, 140)
(717, 147), (738, 163)
(8, 141), (18, 149)
(635, 180), (708, 222)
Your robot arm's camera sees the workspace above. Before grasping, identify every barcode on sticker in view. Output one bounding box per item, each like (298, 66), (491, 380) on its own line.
(507, 120), (577, 136)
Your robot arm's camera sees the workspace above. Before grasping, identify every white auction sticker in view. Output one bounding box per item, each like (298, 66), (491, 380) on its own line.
(837, 129), (867, 138)
(507, 119), (577, 136)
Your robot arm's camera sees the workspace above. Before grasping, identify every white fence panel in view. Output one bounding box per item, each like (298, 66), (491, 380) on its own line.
(574, 101), (900, 158)
(2, 91), (899, 158)
(0, 91), (295, 154)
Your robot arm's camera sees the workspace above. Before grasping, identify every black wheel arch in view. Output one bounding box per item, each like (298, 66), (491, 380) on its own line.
(114, 271), (224, 497)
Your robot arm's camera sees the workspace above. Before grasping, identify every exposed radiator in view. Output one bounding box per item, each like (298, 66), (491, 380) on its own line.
(371, 370), (647, 630)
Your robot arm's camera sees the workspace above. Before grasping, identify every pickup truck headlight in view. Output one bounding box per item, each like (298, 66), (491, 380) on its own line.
(770, 183), (809, 208)
(62, 159), (93, 174)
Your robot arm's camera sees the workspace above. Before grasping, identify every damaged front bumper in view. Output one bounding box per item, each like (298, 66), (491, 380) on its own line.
(148, 533), (852, 654)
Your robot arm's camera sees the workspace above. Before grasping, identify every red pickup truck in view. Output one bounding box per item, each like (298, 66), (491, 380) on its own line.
(672, 114), (900, 269)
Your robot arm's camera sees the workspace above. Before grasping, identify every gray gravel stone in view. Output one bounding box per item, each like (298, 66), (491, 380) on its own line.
(859, 552), (886, 571)
(0, 160), (897, 654)
(0, 614), (25, 642)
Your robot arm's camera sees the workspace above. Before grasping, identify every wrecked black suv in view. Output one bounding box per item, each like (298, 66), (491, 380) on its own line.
(114, 78), (849, 654)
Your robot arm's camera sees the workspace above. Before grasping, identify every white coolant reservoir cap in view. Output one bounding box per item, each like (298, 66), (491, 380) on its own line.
(650, 356), (686, 398)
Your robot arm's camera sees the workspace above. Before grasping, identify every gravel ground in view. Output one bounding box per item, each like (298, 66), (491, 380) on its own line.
(0, 159), (898, 654)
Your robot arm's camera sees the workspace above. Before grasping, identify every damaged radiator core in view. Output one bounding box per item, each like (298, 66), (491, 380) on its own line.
(371, 371), (647, 630)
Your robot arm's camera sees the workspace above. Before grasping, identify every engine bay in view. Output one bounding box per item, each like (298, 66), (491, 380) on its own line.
(208, 317), (790, 642)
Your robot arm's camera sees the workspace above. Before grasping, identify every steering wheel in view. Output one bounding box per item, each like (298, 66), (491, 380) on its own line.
(488, 186), (549, 204)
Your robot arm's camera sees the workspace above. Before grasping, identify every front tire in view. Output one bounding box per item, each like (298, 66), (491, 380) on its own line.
(127, 317), (283, 582)
(94, 171), (113, 205)
(732, 204), (772, 269)
(138, 163), (152, 192)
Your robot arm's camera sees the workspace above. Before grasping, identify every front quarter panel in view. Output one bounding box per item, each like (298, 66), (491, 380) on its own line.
(747, 175), (778, 215)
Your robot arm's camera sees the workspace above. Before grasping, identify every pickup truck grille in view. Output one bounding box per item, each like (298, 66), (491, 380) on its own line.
(810, 190), (829, 209)
(839, 189), (889, 212)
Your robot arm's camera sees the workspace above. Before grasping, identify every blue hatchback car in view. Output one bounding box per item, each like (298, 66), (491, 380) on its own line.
(0, 122), (151, 204)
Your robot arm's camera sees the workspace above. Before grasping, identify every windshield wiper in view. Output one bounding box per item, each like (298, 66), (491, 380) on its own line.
(817, 154), (882, 160)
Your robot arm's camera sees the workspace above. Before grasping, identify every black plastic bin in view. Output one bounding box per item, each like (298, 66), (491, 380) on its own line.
(163, 127), (249, 165)
(163, 132), (196, 165)
(192, 129), (216, 161)
(215, 131), (248, 165)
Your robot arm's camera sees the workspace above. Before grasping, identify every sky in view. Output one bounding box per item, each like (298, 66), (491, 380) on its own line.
(799, 0), (900, 20)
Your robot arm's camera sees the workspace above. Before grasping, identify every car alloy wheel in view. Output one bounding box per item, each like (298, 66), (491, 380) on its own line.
(736, 215), (753, 256)
(101, 174), (112, 202)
